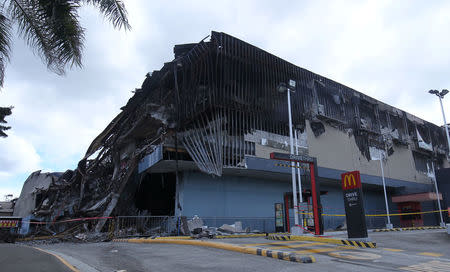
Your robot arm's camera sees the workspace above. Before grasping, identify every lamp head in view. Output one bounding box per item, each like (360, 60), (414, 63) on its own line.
(440, 89), (449, 97)
(277, 82), (287, 93)
(429, 89), (439, 95)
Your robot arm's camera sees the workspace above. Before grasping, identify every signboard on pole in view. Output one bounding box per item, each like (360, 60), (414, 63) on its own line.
(341, 171), (368, 239)
(274, 203), (285, 232)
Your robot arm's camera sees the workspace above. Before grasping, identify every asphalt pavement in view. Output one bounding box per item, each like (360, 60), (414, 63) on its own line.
(0, 244), (73, 272)
(9, 229), (450, 272)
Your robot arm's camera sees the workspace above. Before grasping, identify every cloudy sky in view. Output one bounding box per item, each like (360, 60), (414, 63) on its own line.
(1, 0), (449, 199)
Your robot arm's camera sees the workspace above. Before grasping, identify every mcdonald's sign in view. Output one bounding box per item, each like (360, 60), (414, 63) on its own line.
(340, 170), (368, 239)
(341, 171), (361, 190)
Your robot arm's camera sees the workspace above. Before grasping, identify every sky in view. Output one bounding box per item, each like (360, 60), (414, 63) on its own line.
(1, 0), (450, 199)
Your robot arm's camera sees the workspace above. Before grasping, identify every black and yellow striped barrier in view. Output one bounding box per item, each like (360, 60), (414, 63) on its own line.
(373, 226), (445, 232)
(266, 234), (376, 248)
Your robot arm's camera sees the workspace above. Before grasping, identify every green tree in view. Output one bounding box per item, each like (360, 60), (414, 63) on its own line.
(0, 0), (130, 137)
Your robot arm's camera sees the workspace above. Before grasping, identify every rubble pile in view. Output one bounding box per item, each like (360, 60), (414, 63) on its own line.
(27, 70), (176, 235)
(182, 216), (263, 239)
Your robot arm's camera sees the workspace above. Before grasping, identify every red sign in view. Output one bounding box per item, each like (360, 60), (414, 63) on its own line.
(341, 171), (362, 190)
(0, 220), (18, 228)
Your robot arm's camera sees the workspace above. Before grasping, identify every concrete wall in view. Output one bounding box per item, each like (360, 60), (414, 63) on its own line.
(13, 171), (55, 218)
(249, 121), (434, 185)
(305, 120), (432, 184)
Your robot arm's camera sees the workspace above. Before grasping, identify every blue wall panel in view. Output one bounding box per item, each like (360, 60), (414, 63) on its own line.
(182, 171), (290, 217)
(181, 170), (436, 230)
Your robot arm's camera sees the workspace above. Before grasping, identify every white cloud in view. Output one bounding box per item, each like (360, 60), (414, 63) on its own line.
(0, 132), (41, 198)
(0, 132), (41, 176)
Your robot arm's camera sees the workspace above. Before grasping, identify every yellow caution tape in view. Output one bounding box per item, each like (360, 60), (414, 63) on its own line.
(295, 210), (445, 217)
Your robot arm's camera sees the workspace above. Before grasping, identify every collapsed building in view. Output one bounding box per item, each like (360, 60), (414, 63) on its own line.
(18, 31), (449, 234)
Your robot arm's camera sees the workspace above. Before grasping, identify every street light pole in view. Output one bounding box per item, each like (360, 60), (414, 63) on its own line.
(279, 80), (302, 235)
(287, 84), (301, 231)
(427, 89), (448, 227)
(295, 129), (304, 229)
(431, 162), (445, 227)
(437, 94), (450, 158)
(379, 149), (393, 229)
(429, 89), (450, 158)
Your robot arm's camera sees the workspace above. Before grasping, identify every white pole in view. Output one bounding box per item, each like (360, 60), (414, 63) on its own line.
(438, 95), (450, 158)
(295, 129), (304, 229)
(379, 149), (392, 228)
(431, 162), (445, 227)
(287, 89), (299, 227)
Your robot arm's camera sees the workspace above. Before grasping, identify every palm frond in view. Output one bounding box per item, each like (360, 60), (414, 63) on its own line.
(84, 0), (131, 30)
(0, 105), (12, 123)
(0, 106), (12, 137)
(9, 0), (63, 74)
(36, 0), (85, 69)
(9, 0), (85, 74)
(0, 8), (12, 86)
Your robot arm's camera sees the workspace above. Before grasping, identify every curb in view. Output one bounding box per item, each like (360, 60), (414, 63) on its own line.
(17, 234), (67, 242)
(32, 247), (80, 272)
(373, 226), (445, 232)
(266, 234), (376, 248)
(113, 238), (315, 263)
(116, 233), (267, 240)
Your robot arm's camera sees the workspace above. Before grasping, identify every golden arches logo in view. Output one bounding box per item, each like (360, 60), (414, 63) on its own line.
(343, 174), (356, 189)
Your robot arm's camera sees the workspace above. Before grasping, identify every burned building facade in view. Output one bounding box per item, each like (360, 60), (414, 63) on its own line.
(26, 32), (449, 232)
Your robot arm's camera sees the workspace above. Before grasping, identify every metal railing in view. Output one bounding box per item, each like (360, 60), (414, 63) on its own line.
(115, 216), (178, 237)
(16, 211), (446, 241)
(113, 216), (275, 238)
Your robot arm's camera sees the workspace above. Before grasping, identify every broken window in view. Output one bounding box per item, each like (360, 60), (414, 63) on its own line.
(389, 113), (407, 143)
(430, 125), (448, 155)
(315, 84), (346, 123)
(359, 100), (379, 133)
(412, 152), (432, 174)
(416, 124), (433, 152)
(378, 110), (389, 130)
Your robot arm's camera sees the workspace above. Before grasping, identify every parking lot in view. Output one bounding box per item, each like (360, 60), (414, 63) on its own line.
(14, 229), (445, 272)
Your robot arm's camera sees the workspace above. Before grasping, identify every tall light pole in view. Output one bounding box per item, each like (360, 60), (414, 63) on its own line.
(278, 80), (303, 235)
(429, 89), (450, 158)
(428, 89), (448, 227)
(295, 129), (304, 230)
(378, 147), (393, 229)
(430, 161), (445, 227)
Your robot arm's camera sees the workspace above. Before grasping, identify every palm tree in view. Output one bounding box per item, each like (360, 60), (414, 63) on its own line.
(0, 0), (130, 85)
(0, 0), (130, 137)
(0, 105), (12, 137)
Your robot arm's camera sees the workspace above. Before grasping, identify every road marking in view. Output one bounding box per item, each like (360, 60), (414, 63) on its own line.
(418, 252), (443, 257)
(328, 251), (382, 260)
(399, 260), (450, 271)
(382, 248), (404, 252)
(263, 242), (327, 250)
(241, 241), (309, 246)
(294, 245), (352, 254)
(32, 247), (80, 272)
